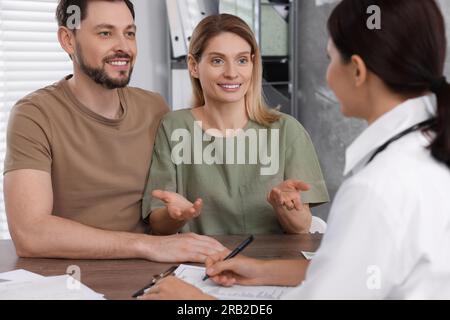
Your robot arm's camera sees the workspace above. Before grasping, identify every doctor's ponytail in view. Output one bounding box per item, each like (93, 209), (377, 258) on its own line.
(429, 78), (450, 168)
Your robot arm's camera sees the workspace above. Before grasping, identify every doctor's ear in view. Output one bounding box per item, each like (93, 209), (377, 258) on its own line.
(188, 54), (200, 78)
(350, 54), (368, 87)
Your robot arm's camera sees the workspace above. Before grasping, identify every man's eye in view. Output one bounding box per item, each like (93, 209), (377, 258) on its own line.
(127, 32), (136, 38)
(99, 31), (111, 37)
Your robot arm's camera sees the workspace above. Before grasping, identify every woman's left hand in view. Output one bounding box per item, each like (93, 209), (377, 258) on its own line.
(267, 179), (309, 210)
(137, 276), (214, 300)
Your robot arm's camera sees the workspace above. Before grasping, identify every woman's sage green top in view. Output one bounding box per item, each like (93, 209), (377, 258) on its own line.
(142, 109), (329, 235)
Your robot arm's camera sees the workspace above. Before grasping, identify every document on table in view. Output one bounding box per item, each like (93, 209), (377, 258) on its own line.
(0, 269), (44, 282)
(174, 264), (293, 300)
(0, 270), (105, 300)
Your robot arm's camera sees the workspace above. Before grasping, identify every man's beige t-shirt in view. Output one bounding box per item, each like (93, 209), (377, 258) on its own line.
(4, 75), (168, 233)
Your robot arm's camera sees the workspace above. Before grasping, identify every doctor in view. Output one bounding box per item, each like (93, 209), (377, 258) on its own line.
(140, 0), (450, 299)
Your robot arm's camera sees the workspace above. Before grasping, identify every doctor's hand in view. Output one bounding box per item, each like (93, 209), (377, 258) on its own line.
(204, 250), (269, 287)
(152, 190), (202, 221)
(267, 179), (310, 211)
(137, 276), (215, 300)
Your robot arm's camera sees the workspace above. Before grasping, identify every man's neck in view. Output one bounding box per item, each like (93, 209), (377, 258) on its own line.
(68, 71), (122, 119)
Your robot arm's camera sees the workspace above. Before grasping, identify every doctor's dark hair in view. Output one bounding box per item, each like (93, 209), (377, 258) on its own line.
(327, 0), (450, 169)
(56, 0), (135, 28)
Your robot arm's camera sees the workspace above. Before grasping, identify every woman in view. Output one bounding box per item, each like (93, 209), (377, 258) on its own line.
(141, 14), (329, 236)
(140, 0), (450, 299)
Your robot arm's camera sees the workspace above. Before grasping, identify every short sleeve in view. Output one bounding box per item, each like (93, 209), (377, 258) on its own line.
(284, 122), (329, 205)
(141, 122), (177, 220)
(4, 103), (52, 174)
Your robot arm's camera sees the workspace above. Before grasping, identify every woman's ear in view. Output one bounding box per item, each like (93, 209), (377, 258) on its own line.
(188, 54), (199, 79)
(350, 54), (368, 87)
(58, 26), (76, 59)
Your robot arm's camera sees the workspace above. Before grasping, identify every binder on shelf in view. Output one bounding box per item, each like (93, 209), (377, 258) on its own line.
(177, 0), (202, 50)
(166, 0), (187, 58)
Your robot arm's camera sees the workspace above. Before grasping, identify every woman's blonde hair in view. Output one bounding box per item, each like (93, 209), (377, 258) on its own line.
(188, 14), (281, 127)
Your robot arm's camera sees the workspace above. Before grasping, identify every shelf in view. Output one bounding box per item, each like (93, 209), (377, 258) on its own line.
(263, 81), (290, 86)
(261, 3), (290, 7)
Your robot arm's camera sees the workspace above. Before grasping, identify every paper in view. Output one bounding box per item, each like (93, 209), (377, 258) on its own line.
(301, 251), (316, 261)
(0, 271), (105, 300)
(174, 264), (293, 300)
(0, 269), (44, 282)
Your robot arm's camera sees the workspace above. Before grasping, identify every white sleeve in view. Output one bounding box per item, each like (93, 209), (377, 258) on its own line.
(283, 178), (401, 300)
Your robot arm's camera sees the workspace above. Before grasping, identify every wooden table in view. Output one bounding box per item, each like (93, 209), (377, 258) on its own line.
(0, 234), (322, 300)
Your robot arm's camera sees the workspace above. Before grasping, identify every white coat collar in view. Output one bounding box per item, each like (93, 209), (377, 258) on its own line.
(344, 94), (437, 176)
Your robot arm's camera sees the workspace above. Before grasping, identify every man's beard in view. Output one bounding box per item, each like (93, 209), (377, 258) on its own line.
(75, 43), (134, 89)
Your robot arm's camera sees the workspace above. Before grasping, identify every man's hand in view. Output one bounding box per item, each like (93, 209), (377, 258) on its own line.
(267, 179), (310, 211)
(144, 233), (226, 263)
(152, 190), (202, 221)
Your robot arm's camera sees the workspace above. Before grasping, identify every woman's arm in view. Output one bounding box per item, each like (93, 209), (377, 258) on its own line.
(273, 203), (313, 234)
(149, 208), (186, 235)
(267, 179), (312, 234)
(139, 254), (309, 300)
(149, 190), (202, 235)
(205, 251), (309, 287)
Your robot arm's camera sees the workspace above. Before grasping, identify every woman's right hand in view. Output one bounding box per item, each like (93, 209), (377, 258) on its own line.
(205, 250), (268, 287)
(152, 190), (202, 221)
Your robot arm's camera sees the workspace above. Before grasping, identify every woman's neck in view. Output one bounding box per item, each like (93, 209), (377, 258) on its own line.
(364, 80), (421, 125)
(194, 99), (249, 135)
(365, 96), (405, 125)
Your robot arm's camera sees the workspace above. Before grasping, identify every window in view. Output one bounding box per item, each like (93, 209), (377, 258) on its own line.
(0, 0), (72, 239)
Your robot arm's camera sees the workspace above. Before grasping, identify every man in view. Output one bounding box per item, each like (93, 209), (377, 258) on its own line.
(3, 0), (224, 262)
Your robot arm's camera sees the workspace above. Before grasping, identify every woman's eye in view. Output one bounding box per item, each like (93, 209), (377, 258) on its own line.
(212, 58), (224, 65)
(238, 58), (249, 64)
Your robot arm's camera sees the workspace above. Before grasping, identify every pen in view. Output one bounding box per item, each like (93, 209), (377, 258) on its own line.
(202, 235), (254, 281)
(132, 265), (178, 298)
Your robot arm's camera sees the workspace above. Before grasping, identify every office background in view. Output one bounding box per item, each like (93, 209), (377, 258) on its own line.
(0, 0), (449, 239)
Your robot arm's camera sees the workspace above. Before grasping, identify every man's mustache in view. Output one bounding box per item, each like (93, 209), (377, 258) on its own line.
(103, 53), (133, 62)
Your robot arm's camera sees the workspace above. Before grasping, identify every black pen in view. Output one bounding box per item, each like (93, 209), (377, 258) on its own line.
(132, 265), (178, 298)
(202, 235), (254, 281)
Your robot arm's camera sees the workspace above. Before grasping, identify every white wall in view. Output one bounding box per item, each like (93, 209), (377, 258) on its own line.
(129, 0), (170, 101)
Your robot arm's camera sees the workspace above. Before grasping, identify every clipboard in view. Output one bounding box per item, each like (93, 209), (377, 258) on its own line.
(131, 265), (178, 298)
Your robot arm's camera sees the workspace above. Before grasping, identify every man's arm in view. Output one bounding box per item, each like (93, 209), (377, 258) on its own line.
(4, 169), (224, 262)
